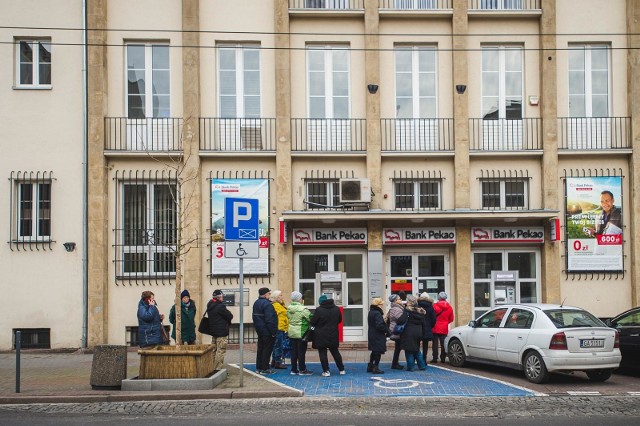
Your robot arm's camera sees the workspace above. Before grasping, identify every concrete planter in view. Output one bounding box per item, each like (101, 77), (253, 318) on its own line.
(138, 344), (214, 379)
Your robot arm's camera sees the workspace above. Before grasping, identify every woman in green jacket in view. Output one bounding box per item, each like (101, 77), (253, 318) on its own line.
(169, 290), (197, 344)
(287, 291), (313, 375)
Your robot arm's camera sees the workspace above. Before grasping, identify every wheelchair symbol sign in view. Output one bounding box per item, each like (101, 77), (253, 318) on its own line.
(370, 376), (434, 390)
(224, 241), (259, 259)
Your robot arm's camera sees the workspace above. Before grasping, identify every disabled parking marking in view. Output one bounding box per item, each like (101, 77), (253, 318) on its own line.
(370, 376), (434, 389)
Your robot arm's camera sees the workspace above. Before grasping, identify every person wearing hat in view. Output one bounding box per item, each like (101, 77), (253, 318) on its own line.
(169, 289), (197, 345)
(400, 295), (428, 371)
(269, 290), (289, 370)
(206, 289), (233, 370)
(367, 298), (387, 374)
(137, 290), (165, 347)
(252, 287), (278, 375)
(310, 294), (345, 377)
(432, 291), (454, 363)
(387, 294), (405, 370)
(417, 292), (437, 365)
(287, 291), (313, 376)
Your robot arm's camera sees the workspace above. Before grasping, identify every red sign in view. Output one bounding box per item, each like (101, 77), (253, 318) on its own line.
(279, 218), (287, 244)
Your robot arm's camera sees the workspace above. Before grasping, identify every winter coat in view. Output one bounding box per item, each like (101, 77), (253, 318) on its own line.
(273, 301), (289, 332)
(387, 303), (406, 341)
(169, 300), (197, 343)
(310, 298), (342, 349)
(433, 300), (455, 335)
(137, 298), (164, 347)
(367, 305), (388, 353)
(252, 296), (277, 337)
(287, 302), (312, 339)
(206, 298), (233, 337)
(400, 305), (426, 352)
(417, 300), (437, 340)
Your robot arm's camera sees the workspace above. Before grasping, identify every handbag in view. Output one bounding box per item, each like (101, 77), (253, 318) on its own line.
(301, 326), (315, 342)
(198, 314), (211, 335)
(393, 309), (409, 335)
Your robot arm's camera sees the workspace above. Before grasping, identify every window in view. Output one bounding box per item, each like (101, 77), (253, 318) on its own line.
(479, 0), (523, 9)
(482, 46), (522, 120)
(395, 46), (436, 119)
(126, 44), (170, 119)
(16, 181), (52, 241)
(481, 179), (527, 209)
(505, 308), (534, 329)
(13, 328), (50, 349)
(118, 180), (177, 277)
(305, 0), (348, 8)
(218, 45), (261, 118)
(393, 0), (436, 9)
(16, 39), (51, 87)
(394, 180), (441, 210)
(568, 44), (609, 118)
(307, 46), (350, 119)
(477, 308), (508, 328)
(305, 180), (340, 209)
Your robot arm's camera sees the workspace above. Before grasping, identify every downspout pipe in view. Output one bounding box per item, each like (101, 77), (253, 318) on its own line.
(81, 0), (88, 349)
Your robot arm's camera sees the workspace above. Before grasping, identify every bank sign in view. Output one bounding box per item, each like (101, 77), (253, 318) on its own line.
(471, 227), (544, 244)
(292, 228), (367, 245)
(383, 228), (456, 245)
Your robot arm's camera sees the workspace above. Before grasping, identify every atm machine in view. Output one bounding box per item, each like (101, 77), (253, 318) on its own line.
(491, 271), (518, 306)
(316, 271), (346, 306)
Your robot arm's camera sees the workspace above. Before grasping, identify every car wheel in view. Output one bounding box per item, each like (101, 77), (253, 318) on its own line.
(523, 351), (549, 384)
(447, 339), (466, 367)
(586, 369), (612, 382)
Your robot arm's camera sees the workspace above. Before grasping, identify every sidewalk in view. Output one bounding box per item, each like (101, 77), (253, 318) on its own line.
(0, 343), (382, 404)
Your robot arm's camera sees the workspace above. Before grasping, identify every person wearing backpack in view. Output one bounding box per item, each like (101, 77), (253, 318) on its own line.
(400, 295), (427, 371)
(387, 294), (406, 370)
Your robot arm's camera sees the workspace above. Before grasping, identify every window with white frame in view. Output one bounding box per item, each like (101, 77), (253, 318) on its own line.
(15, 39), (51, 87)
(218, 45), (261, 118)
(481, 46), (523, 120)
(481, 179), (527, 209)
(305, 180), (340, 209)
(395, 46), (437, 119)
(120, 182), (177, 276)
(305, 0), (348, 8)
(568, 44), (609, 118)
(394, 180), (441, 210)
(307, 45), (350, 119)
(16, 181), (51, 241)
(479, 0), (523, 9)
(393, 0), (437, 9)
(126, 44), (170, 119)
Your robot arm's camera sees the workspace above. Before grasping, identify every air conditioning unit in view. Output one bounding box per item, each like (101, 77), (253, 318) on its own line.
(339, 178), (371, 204)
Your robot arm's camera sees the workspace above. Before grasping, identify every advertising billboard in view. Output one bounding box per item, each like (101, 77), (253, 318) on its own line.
(566, 176), (623, 272)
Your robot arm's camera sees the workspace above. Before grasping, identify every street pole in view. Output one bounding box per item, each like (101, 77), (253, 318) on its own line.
(239, 257), (244, 388)
(15, 331), (21, 393)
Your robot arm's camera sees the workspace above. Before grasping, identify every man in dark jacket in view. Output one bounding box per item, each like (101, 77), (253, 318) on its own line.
(252, 287), (277, 375)
(417, 292), (437, 365)
(206, 289), (233, 371)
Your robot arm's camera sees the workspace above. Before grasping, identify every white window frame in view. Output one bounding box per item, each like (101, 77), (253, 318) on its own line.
(480, 179), (528, 209)
(305, 180), (340, 209)
(481, 46), (523, 120)
(479, 0), (523, 9)
(125, 43), (170, 119)
(306, 45), (350, 119)
(15, 39), (51, 88)
(568, 44), (610, 118)
(395, 46), (437, 119)
(393, 0), (437, 9)
(15, 181), (52, 242)
(120, 182), (177, 277)
(393, 180), (441, 210)
(217, 44), (261, 119)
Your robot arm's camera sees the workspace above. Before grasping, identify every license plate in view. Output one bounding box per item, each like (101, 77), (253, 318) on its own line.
(580, 339), (604, 348)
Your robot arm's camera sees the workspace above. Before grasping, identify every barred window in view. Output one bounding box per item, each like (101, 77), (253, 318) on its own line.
(9, 171), (54, 250)
(481, 179), (527, 209)
(306, 180), (340, 209)
(394, 180), (441, 210)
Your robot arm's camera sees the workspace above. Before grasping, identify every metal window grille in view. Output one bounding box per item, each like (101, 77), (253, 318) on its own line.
(479, 170), (530, 210)
(13, 328), (50, 349)
(392, 170), (442, 211)
(303, 170), (355, 210)
(8, 171), (54, 251)
(227, 324), (259, 344)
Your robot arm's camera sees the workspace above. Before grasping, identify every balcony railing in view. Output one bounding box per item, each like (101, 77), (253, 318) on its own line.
(379, 0), (452, 10)
(468, 0), (540, 10)
(291, 118), (366, 153)
(199, 118), (276, 153)
(104, 117), (183, 152)
(470, 118), (541, 151)
(289, 0), (364, 10)
(381, 118), (454, 152)
(558, 117), (631, 151)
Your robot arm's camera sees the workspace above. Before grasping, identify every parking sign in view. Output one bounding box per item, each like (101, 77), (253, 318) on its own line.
(224, 198), (259, 241)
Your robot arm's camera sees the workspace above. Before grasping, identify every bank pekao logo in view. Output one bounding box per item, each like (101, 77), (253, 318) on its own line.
(473, 228), (490, 240)
(384, 230), (401, 241)
(294, 230), (311, 242)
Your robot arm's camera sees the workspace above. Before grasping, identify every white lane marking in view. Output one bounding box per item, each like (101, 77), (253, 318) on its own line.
(228, 363), (304, 395)
(370, 376), (434, 389)
(430, 365), (547, 396)
(567, 391), (601, 395)
(627, 392), (640, 396)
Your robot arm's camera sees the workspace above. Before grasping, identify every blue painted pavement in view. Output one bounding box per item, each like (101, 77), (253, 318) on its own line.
(251, 362), (536, 397)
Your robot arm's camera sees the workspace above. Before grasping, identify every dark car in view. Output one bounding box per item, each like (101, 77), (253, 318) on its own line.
(606, 307), (640, 370)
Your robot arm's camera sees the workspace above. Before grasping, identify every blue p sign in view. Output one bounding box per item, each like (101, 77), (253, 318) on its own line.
(224, 198), (259, 241)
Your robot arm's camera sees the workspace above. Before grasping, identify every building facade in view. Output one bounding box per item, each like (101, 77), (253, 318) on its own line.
(2, 0), (640, 349)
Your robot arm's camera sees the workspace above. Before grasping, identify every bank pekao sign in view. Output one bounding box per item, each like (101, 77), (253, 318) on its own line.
(383, 228), (456, 245)
(471, 227), (544, 244)
(292, 228), (367, 246)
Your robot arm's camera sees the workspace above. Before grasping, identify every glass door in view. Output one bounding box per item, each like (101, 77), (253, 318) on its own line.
(388, 252), (449, 300)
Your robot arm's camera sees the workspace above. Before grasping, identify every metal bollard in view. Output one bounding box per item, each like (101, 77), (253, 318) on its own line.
(15, 330), (21, 393)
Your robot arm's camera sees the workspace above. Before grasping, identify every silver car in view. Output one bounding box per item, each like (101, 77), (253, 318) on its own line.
(445, 304), (621, 383)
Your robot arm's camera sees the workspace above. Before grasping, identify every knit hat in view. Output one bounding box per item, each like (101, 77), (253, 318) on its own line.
(181, 290), (190, 298)
(388, 294), (400, 303)
(291, 291), (303, 301)
(371, 297), (384, 307)
(318, 294), (328, 304)
(419, 292), (433, 302)
(438, 291), (448, 300)
(259, 287), (271, 296)
(406, 295), (418, 306)
(212, 289), (224, 297)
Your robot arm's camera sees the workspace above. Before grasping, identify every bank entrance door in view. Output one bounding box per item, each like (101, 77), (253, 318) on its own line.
(387, 253), (449, 300)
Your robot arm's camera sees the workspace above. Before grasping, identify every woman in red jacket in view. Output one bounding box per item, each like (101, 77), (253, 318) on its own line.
(431, 291), (454, 363)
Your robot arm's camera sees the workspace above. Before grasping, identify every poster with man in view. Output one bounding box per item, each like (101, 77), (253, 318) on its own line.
(566, 176), (623, 272)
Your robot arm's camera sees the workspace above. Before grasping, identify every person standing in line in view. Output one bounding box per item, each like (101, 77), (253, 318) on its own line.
(169, 289), (197, 345)
(206, 289), (233, 371)
(367, 297), (387, 374)
(310, 294), (345, 377)
(137, 290), (165, 347)
(400, 295), (427, 371)
(270, 290), (289, 369)
(432, 291), (455, 363)
(252, 287), (278, 375)
(287, 291), (314, 376)
(387, 294), (405, 370)
(417, 292), (437, 365)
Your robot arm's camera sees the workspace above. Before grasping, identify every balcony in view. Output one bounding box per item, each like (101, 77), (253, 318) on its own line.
(558, 117), (631, 151)
(381, 118), (454, 153)
(470, 118), (542, 152)
(199, 118), (276, 153)
(289, 0), (364, 11)
(291, 118), (366, 153)
(468, 0), (541, 15)
(379, 0), (452, 10)
(104, 117), (183, 152)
